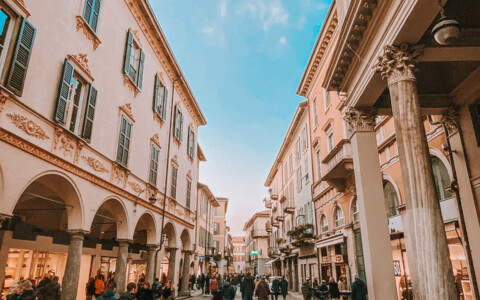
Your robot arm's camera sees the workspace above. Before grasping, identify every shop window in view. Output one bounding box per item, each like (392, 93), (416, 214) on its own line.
(334, 206), (345, 228)
(383, 181), (400, 218)
(431, 156), (453, 201)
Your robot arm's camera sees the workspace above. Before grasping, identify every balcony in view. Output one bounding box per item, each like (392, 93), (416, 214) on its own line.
(251, 229), (268, 238)
(266, 222), (272, 232)
(321, 139), (353, 192)
(287, 224), (316, 247)
(279, 245), (291, 254)
(264, 198), (272, 209)
(283, 201), (295, 214)
(272, 221), (280, 227)
(279, 194), (287, 203)
(275, 215), (285, 222)
(269, 188), (279, 201)
(268, 247), (280, 258)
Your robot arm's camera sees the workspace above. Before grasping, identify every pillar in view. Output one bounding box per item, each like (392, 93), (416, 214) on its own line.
(146, 245), (158, 284)
(179, 251), (192, 296)
(344, 108), (397, 299)
(61, 231), (85, 300)
(166, 247), (178, 282)
(115, 240), (130, 294)
(374, 44), (457, 299)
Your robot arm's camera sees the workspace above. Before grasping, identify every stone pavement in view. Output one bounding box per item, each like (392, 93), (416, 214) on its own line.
(178, 288), (304, 300)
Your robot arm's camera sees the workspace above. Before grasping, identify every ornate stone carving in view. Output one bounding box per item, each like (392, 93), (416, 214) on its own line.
(128, 181), (143, 194)
(153, 113), (164, 126)
(82, 156), (109, 173)
(171, 155), (178, 166)
(151, 134), (161, 148)
(123, 74), (140, 97)
(74, 140), (84, 164)
(119, 103), (135, 122)
(6, 113), (49, 140)
(186, 170), (192, 179)
(343, 108), (377, 133)
(373, 43), (424, 86)
(129, 27), (143, 48)
(441, 106), (460, 135)
(76, 16), (101, 50)
(68, 53), (92, 76)
(58, 135), (75, 157)
(176, 208), (184, 216)
(0, 90), (8, 113)
(167, 198), (176, 212)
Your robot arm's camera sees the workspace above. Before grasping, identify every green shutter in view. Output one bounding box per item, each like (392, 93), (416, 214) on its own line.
(81, 85), (97, 142)
(187, 127), (191, 156)
(153, 74), (160, 114)
(54, 59), (75, 124)
(179, 113), (184, 142)
(123, 30), (134, 75)
(173, 104), (178, 136)
(162, 87), (168, 120)
(123, 121), (131, 165)
(117, 117), (126, 162)
(83, 0), (94, 24)
(192, 130), (196, 157)
(90, 0), (102, 32)
(137, 49), (145, 90)
(6, 18), (36, 96)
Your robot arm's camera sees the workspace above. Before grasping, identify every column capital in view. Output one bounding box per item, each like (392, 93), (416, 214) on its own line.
(343, 107), (377, 135)
(374, 43), (424, 86)
(441, 106), (460, 135)
(66, 229), (89, 238)
(117, 239), (132, 247)
(166, 247), (178, 252)
(182, 250), (194, 254)
(146, 244), (159, 251)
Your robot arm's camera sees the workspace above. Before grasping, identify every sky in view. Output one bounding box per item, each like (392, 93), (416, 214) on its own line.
(151, 0), (330, 236)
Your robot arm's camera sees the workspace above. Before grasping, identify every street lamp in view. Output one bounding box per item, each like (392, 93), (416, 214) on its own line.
(431, 1), (460, 45)
(134, 189), (157, 212)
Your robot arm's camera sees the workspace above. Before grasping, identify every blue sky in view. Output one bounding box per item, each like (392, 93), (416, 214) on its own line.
(151, 0), (330, 235)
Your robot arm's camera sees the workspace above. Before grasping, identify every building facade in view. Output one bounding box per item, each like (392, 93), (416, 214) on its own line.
(232, 236), (245, 274)
(264, 101), (315, 292)
(243, 211), (269, 276)
(0, 0), (206, 298)
(213, 197), (229, 274)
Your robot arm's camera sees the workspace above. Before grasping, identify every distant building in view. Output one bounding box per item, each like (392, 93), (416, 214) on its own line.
(243, 210), (270, 275)
(213, 197), (229, 274)
(232, 236), (246, 273)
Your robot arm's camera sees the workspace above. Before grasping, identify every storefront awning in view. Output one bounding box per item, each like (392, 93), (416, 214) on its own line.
(316, 233), (345, 248)
(265, 258), (279, 265)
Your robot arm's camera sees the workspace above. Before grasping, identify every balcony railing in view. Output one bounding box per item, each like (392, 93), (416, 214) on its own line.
(287, 224), (316, 247)
(275, 215), (285, 222)
(283, 200), (295, 214)
(321, 139), (353, 192)
(251, 229), (268, 238)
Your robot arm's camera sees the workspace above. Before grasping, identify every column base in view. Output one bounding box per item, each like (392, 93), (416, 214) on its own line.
(178, 290), (191, 297)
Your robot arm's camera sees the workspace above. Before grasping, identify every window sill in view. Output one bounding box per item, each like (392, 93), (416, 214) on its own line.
(123, 74), (140, 98)
(76, 16), (101, 50)
(153, 112), (165, 127)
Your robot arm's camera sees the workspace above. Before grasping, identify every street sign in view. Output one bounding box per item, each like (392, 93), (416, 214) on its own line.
(251, 250), (258, 256)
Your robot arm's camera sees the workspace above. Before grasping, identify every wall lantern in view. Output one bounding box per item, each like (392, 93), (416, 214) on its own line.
(431, 4), (460, 45)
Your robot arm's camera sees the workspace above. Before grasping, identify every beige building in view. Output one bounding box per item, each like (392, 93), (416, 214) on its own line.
(232, 236), (246, 273)
(243, 210), (269, 276)
(213, 197), (229, 274)
(0, 0), (206, 298)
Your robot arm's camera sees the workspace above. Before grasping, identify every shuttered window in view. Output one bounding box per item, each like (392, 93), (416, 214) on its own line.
(170, 164), (178, 200)
(116, 116), (132, 166)
(81, 86), (97, 142)
(187, 127), (195, 158)
(186, 178), (192, 209)
(82, 0), (102, 32)
(149, 146), (159, 186)
(123, 30), (144, 90)
(54, 59), (75, 124)
(173, 104), (183, 142)
(6, 18), (36, 96)
(153, 74), (168, 120)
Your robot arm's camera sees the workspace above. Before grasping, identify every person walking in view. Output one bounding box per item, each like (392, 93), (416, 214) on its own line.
(223, 280), (236, 300)
(137, 281), (154, 300)
(255, 277), (270, 300)
(15, 280), (36, 300)
(240, 273), (255, 300)
(328, 278), (340, 300)
(351, 276), (367, 300)
(205, 274), (211, 295)
(119, 283), (138, 300)
(95, 272), (106, 299)
(271, 277), (280, 300)
(210, 275), (219, 294)
(161, 281), (174, 300)
(280, 277), (288, 300)
(97, 282), (118, 300)
(42, 276), (61, 300)
(198, 273), (205, 294)
(301, 278), (312, 300)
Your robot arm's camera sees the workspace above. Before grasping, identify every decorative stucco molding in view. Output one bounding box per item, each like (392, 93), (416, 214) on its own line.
(343, 108), (377, 133)
(74, 140), (84, 164)
(153, 112), (164, 126)
(123, 74), (140, 98)
(119, 103), (135, 122)
(151, 134), (161, 148)
(76, 16), (101, 50)
(441, 106), (460, 135)
(82, 155), (109, 173)
(111, 163), (126, 186)
(128, 181), (143, 194)
(58, 135), (75, 157)
(67, 53), (93, 81)
(129, 27), (143, 48)
(0, 91), (8, 113)
(373, 43), (424, 86)
(171, 155), (178, 166)
(6, 113), (49, 140)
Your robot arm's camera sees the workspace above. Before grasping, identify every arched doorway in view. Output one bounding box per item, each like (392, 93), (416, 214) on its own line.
(179, 229), (192, 295)
(162, 222), (177, 284)
(131, 213), (157, 284)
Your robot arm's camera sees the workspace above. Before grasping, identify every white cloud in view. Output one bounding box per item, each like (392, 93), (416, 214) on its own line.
(296, 15), (306, 30)
(201, 26), (215, 35)
(279, 36), (287, 45)
(219, 0), (227, 18)
(239, 0), (289, 31)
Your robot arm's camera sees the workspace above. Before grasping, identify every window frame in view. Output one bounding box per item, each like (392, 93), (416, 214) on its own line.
(149, 145), (159, 186)
(334, 206), (345, 228)
(82, 0), (102, 33)
(170, 163), (178, 200)
(186, 178), (192, 209)
(321, 215), (328, 233)
(116, 116), (132, 167)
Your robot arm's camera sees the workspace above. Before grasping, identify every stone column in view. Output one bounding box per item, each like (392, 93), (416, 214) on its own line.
(146, 245), (158, 284)
(344, 108), (397, 300)
(166, 247), (178, 282)
(115, 240), (131, 294)
(374, 44), (457, 299)
(179, 250), (192, 296)
(61, 231), (85, 300)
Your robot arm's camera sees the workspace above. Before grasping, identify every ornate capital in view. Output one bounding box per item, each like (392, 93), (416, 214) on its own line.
(343, 108), (377, 134)
(374, 43), (424, 86)
(441, 106), (460, 135)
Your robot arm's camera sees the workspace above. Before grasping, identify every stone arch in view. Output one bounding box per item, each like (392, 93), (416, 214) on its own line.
(319, 213), (329, 233)
(332, 205), (345, 228)
(382, 173), (403, 204)
(180, 229), (192, 251)
(163, 221), (177, 248)
(133, 211), (158, 245)
(429, 147), (453, 179)
(12, 171), (84, 231)
(382, 175), (402, 218)
(89, 197), (129, 241)
(348, 196), (358, 224)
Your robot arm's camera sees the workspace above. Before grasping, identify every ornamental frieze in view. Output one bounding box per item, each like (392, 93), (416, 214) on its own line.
(6, 113), (49, 140)
(82, 155), (109, 173)
(128, 181), (143, 194)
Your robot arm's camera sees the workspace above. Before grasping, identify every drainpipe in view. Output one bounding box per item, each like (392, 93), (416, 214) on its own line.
(154, 77), (181, 280)
(428, 117), (479, 298)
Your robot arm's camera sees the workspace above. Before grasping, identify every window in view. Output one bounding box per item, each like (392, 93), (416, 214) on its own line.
(302, 127), (308, 151)
(116, 116), (132, 166)
(170, 164), (178, 200)
(296, 168), (302, 192)
(213, 240), (219, 251)
(327, 131), (334, 153)
(5, 17), (36, 96)
(321, 215), (328, 233)
(316, 149), (322, 178)
(283, 163), (288, 186)
(304, 158), (309, 183)
(123, 30), (144, 90)
(431, 156), (452, 201)
(187, 127), (195, 158)
(289, 154), (293, 175)
(214, 207), (218, 216)
(289, 182), (294, 206)
(82, 0), (102, 32)
(214, 223), (220, 235)
(313, 98), (319, 125)
(334, 206), (345, 228)
(153, 74), (168, 120)
(149, 146), (159, 186)
(201, 195), (208, 215)
(295, 138), (301, 162)
(323, 89), (330, 110)
(384, 181), (400, 218)
(0, 9), (11, 61)
(173, 104), (184, 142)
(186, 178), (192, 209)
(353, 200), (359, 223)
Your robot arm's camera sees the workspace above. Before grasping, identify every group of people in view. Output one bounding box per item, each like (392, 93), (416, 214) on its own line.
(6, 275), (61, 300)
(301, 276), (367, 300)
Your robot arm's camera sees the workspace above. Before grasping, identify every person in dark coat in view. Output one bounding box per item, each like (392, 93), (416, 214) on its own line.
(301, 278), (312, 300)
(240, 273), (255, 300)
(137, 281), (154, 300)
(328, 277), (340, 300)
(42, 276), (61, 300)
(351, 276), (367, 300)
(280, 277), (288, 300)
(205, 274), (211, 295)
(223, 280), (236, 300)
(16, 280), (37, 300)
(97, 281), (118, 300)
(120, 282), (138, 300)
(198, 274), (205, 294)
(271, 277), (280, 300)
(255, 278), (270, 300)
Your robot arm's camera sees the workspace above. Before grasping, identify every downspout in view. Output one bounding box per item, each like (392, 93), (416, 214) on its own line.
(428, 117), (479, 298)
(154, 77), (181, 280)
